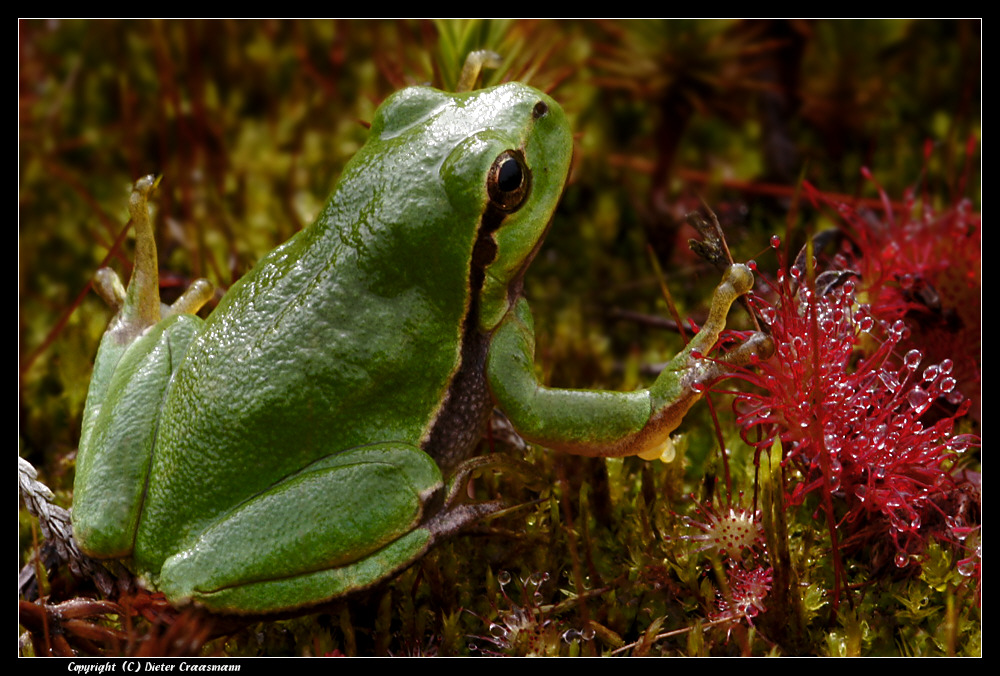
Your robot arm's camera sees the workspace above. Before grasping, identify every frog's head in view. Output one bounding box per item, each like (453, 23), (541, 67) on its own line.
(455, 83), (573, 333)
(370, 82), (572, 334)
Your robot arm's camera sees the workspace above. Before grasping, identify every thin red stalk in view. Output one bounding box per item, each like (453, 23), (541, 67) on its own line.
(803, 233), (849, 614)
(21, 219), (133, 375)
(705, 393), (732, 502)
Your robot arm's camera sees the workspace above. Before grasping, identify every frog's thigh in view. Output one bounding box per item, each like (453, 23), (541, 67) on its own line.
(156, 444), (442, 614)
(73, 314), (203, 558)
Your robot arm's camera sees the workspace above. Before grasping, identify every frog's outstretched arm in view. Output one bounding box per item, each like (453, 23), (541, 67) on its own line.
(486, 264), (772, 461)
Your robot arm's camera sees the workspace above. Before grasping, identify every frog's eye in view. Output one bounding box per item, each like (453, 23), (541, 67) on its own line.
(487, 150), (530, 212)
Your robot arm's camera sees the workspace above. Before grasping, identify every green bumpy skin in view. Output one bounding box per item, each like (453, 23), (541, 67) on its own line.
(71, 83), (769, 615)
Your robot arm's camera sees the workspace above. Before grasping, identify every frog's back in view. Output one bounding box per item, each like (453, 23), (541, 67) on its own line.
(137, 87), (507, 567)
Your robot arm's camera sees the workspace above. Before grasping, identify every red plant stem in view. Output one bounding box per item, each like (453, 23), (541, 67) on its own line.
(803, 246), (850, 614)
(21, 219), (134, 376)
(705, 394), (733, 502)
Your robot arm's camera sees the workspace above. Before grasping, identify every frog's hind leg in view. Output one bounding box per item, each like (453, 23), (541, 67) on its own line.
(74, 175), (214, 558)
(154, 444), (444, 614)
(73, 314), (203, 558)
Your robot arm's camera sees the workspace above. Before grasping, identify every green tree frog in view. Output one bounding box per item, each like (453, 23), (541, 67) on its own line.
(72, 82), (768, 615)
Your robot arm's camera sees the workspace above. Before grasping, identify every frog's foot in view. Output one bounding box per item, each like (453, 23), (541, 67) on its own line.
(456, 50), (503, 92)
(680, 263), (755, 357)
(164, 278), (215, 317)
(94, 175), (214, 335)
(152, 444), (444, 615)
(93, 267), (128, 312)
(424, 454), (540, 541)
(717, 331), (774, 368)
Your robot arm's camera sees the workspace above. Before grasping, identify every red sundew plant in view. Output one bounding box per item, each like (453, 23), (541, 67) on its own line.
(679, 494), (765, 559)
(805, 155), (981, 418)
(676, 491), (771, 638)
(954, 519), (982, 603)
(710, 563), (774, 639)
(730, 239), (979, 604)
(466, 571), (595, 656)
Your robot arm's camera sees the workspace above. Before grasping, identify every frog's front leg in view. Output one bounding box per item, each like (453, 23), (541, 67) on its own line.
(486, 264), (772, 460)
